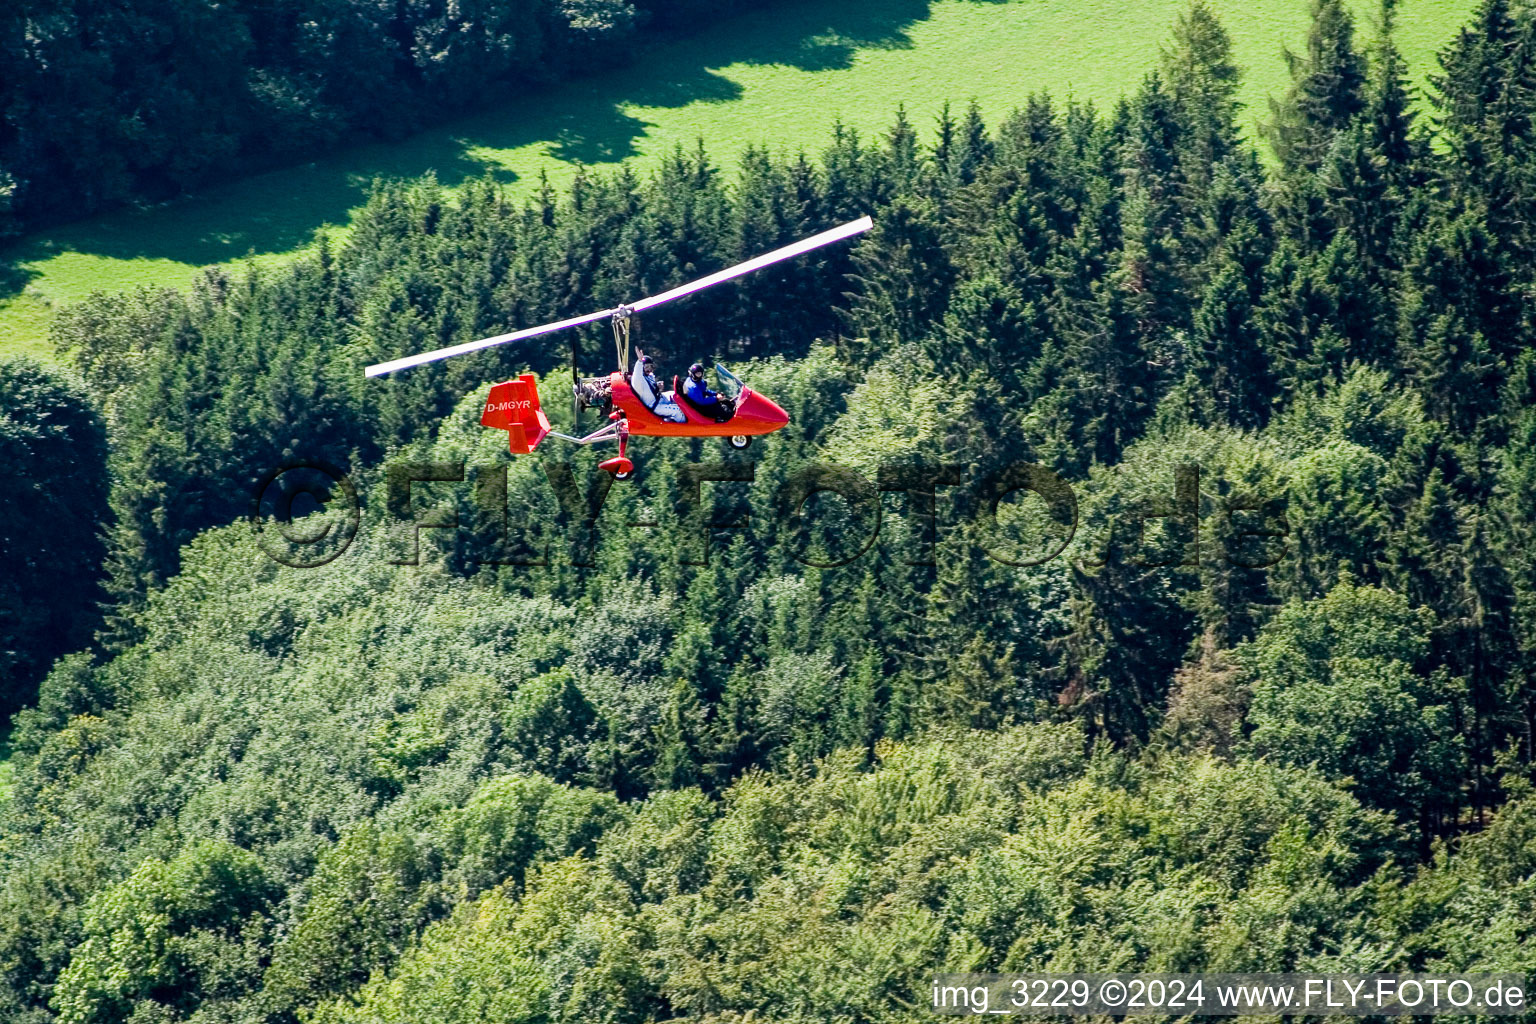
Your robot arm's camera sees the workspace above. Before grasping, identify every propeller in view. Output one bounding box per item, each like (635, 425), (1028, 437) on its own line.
(364, 216), (873, 378)
(571, 330), (580, 430)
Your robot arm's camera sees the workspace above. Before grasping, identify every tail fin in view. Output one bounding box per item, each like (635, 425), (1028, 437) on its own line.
(480, 374), (551, 454)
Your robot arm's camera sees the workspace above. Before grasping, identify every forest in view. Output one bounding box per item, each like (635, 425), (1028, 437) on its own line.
(0, 0), (771, 233)
(2, 0), (1535, 1020)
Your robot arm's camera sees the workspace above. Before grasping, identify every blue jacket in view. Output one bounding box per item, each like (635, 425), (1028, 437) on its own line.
(684, 376), (719, 406)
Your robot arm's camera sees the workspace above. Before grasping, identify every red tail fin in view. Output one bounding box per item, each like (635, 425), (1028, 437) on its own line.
(481, 374), (551, 454)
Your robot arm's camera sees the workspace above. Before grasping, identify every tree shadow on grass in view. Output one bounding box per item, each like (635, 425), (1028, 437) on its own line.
(0, 0), (939, 285)
(0, 259), (35, 303)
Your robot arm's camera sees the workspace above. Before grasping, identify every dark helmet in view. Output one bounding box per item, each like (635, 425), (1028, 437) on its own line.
(688, 362), (704, 377)
(640, 355), (652, 366)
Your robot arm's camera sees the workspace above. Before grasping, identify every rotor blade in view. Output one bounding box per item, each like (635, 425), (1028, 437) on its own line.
(629, 216), (873, 315)
(364, 216), (872, 377)
(364, 307), (617, 377)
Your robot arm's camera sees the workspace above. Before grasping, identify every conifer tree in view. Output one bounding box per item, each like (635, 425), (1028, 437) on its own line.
(1433, 0), (1536, 248)
(1266, 0), (1369, 173)
(878, 104), (923, 201)
(1161, 0), (1243, 195)
(1397, 210), (1509, 432)
(933, 99), (993, 190)
(822, 120), (874, 222)
(1062, 552), (1193, 745)
(1117, 73), (1193, 343)
(1496, 356), (1536, 757)
(913, 520), (1022, 730)
(843, 197), (955, 357)
(1367, 0), (1424, 181)
(1191, 254), (1273, 429)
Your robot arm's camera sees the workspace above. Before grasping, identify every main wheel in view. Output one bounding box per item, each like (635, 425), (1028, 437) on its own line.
(728, 435), (752, 450)
(599, 455), (634, 479)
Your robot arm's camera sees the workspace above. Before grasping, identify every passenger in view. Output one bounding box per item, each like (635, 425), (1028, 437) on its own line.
(633, 351), (686, 423)
(639, 354), (661, 401)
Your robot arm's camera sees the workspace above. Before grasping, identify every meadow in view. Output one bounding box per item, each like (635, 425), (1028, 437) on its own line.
(0, 0), (1472, 359)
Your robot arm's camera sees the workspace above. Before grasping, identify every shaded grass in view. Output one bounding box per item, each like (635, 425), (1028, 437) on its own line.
(0, 0), (1473, 358)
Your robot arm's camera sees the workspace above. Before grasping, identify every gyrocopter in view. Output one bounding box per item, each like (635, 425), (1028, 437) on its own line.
(365, 216), (872, 479)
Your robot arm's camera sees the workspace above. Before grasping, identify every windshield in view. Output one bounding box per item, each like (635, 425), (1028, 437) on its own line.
(714, 364), (744, 400)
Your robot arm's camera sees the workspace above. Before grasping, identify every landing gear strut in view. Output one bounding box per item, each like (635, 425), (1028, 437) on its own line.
(598, 416), (635, 478)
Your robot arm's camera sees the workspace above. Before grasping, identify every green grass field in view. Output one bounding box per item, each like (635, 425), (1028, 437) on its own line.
(0, 0), (1472, 358)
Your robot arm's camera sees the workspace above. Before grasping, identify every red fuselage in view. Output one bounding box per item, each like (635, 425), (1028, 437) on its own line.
(609, 372), (789, 437)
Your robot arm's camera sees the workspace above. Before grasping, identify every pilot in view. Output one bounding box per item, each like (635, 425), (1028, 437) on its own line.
(683, 362), (731, 422)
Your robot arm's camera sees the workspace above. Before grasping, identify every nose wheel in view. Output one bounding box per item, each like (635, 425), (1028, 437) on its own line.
(728, 434), (752, 450)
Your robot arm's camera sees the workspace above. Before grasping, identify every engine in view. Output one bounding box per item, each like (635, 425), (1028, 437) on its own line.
(573, 376), (613, 415)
